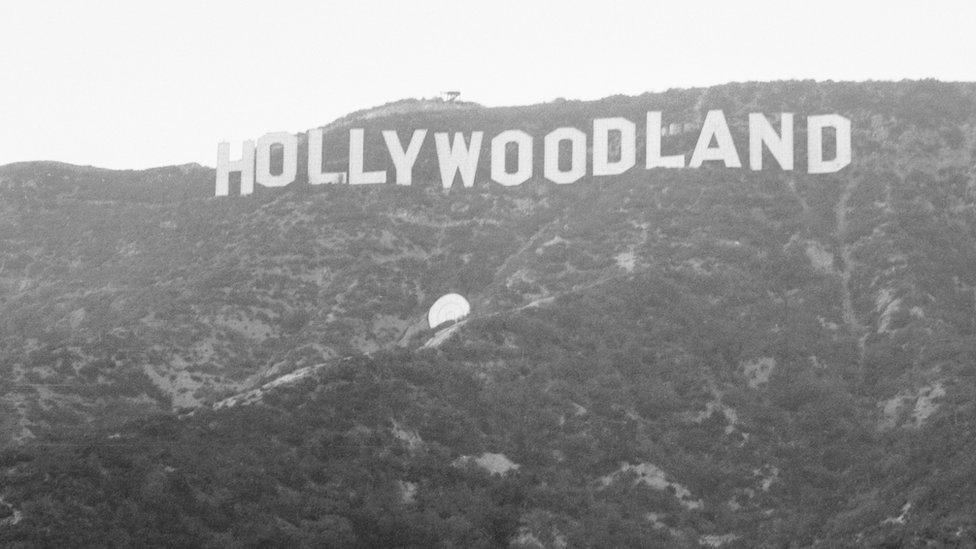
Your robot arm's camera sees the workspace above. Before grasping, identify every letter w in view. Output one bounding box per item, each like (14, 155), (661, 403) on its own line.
(435, 132), (483, 189)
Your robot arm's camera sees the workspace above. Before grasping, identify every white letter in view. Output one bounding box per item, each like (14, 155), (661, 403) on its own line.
(383, 129), (427, 186)
(215, 140), (254, 196)
(307, 128), (346, 184)
(749, 113), (793, 170)
(807, 114), (852, 174)
(689, 110), (741, 168)
(593, 118), (636, 176)
(491, 130), (533, 186)
(645, 112), (685, 169)
(349, 129), (386, 185)
(544, 127), (587, 184)
(255, 132), (298, 188)
(435, 132), (483, 189)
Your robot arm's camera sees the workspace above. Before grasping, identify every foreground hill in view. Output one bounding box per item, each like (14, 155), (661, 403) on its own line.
(1, 81), (976, 546)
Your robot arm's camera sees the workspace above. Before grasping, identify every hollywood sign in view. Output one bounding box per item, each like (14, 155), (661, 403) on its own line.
(215, 111), (851, 196)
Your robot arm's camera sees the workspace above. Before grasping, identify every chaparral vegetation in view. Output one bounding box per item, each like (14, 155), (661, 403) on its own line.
(1, 80), (976, 547)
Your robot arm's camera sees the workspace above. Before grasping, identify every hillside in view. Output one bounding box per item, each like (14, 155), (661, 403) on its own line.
(1, 80), (976, 547)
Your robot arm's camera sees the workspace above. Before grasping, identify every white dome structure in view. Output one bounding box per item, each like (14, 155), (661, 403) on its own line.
(427, 293), (471, 329)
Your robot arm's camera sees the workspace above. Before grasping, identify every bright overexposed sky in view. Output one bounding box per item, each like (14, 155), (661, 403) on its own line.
(2, 0), (975, 169)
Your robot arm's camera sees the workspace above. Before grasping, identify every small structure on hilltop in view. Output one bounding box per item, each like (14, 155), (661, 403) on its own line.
(428, 293), (470, 329)
(441, 90), (461, 102)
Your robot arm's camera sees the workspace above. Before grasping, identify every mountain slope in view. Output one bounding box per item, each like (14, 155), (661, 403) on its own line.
(1, 80), (976, 546)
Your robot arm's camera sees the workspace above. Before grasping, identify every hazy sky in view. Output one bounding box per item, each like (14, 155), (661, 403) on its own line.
(3, 0), (975, 169)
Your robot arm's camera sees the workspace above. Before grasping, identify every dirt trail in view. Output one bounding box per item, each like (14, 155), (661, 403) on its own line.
(835, 178), (869, 366)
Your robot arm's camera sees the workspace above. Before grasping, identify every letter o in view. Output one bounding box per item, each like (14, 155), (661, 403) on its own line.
(255, 132), (298, 188)
(491, 130), (533, 186)
(544, 127), (587, 184)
